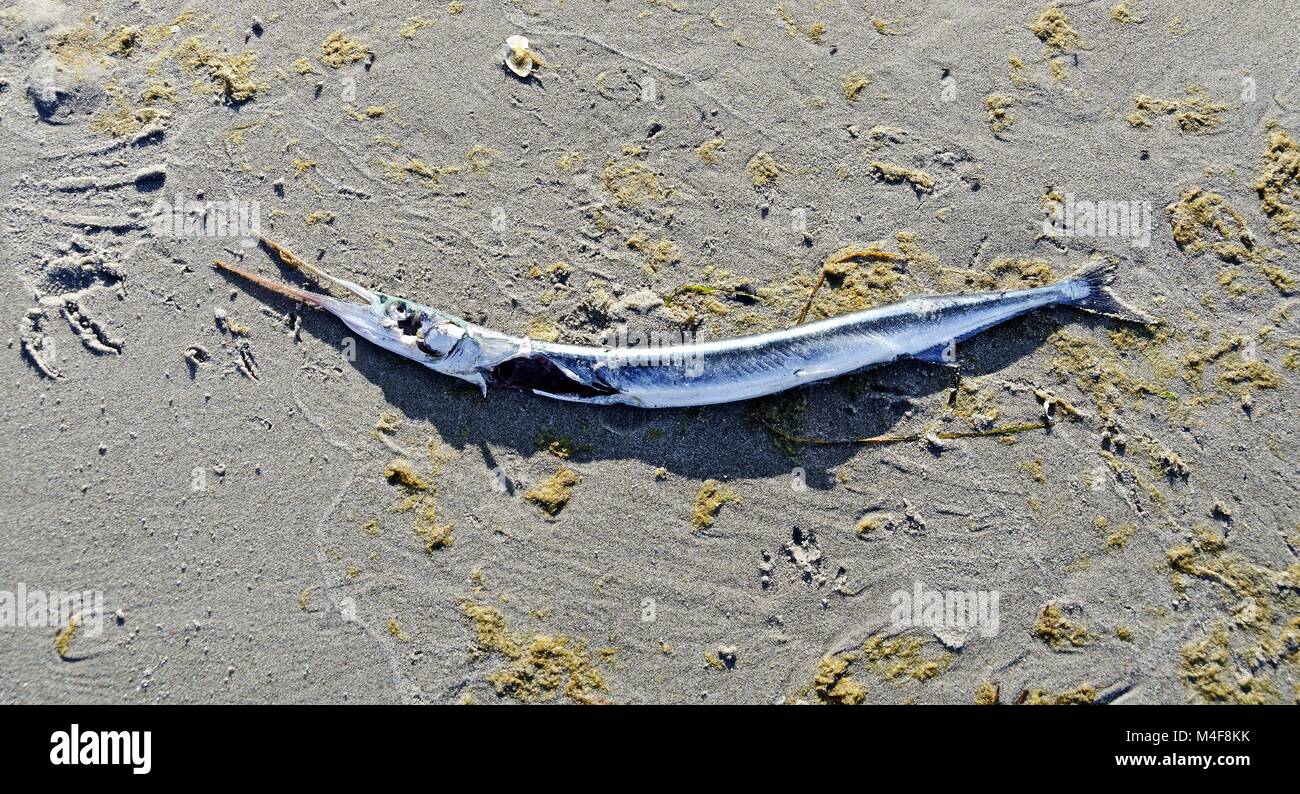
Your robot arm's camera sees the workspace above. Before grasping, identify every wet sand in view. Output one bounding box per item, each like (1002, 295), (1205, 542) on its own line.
(1, 1), (1297, 704)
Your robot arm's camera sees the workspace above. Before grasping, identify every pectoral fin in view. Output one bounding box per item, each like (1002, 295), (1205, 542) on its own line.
(913, 339), (958, 366)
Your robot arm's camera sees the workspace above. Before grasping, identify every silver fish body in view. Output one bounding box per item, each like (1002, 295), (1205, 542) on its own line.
(517, 282), (1081, 407)
(215, 251), (1143, 409)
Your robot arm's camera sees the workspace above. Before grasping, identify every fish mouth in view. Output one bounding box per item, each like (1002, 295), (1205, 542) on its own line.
(214, 257), (403, 344)
(213, 237), (382, 310)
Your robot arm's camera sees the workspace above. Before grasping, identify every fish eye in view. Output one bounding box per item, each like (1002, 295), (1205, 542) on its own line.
(386, 301), (410, 321)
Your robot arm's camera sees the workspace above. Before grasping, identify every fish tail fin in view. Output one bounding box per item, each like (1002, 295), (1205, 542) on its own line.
(1063, 259), (1155, 325)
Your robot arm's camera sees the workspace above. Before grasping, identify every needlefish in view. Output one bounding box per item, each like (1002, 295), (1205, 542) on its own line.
(214, 241), (1148, 409)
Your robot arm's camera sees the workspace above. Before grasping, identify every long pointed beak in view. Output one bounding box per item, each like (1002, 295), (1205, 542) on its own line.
(212, 258), (391, 347)
(258, 237), (380, 306)
(213, 259), (329, 308)
(215, 239), (410, 356)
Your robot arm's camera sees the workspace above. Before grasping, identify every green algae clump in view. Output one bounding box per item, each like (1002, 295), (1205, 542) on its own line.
(1110, 3), (1144, 23)
(55, 616), (79, 659)
(1217, 360), (1283, 391)
(696, 137), (726, 164)
(1167, 187), (1255, 261)
(747, 151), (787, 188)
(460, 601), (608, 704)
(1031, 602), (1090, 650)
(321, 31), (370, 68)
(172, 37), (259, 102)
(384, 459), (430, 492)
(793, 634), (952, 703)
(813, 654), (868, 704)
(534, 429), (579, 459)
(524, 467), (580, 516)
(985, 94), (1017, 134)
(414, 507), (453, 552)
(387, 617), (410, 642)
(1024, 685), (1096, 704)
(691, 480), (739, 530)
(1180, 622), (1275, 704)
(860, 635), (953, 682)
(841, 72), (871, 102)
(1128, 87), (1229, 132)
(600, 158), (669, 205)
(974, 681), (1001, 704)
(1255, 126), (1300, 243)
(868, 161), (935, 192)
(991, 257), (1053, 287)
(1029, 5), (1084, 53)
(1165, 541), (1300, 704)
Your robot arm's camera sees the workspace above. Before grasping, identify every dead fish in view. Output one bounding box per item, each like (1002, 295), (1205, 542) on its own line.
(214, 242), (1149, 408)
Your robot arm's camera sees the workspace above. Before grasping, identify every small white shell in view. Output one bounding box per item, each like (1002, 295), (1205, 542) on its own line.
(502, 34), (534, 78)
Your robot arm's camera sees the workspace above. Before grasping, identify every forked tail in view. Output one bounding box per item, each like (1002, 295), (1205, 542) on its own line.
(1064, 259), (1155, 325)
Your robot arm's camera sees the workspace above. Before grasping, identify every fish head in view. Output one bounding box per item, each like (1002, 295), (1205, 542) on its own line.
(329, 291), (471, 366)
(212, 257), (502, 383)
